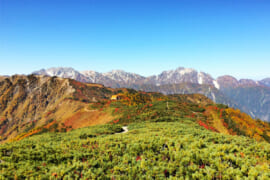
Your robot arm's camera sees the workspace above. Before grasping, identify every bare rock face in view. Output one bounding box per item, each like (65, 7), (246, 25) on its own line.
(260, 78), (270, 87)
(238, 79), (259, 87)
(217, 75), (239, 89)
(0, 75), (116, 141)
(0, 75), (74, 139)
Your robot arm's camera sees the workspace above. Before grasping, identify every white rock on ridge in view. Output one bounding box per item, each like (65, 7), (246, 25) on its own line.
(197, 72), (203, 85)
(213, 80), (220, 89)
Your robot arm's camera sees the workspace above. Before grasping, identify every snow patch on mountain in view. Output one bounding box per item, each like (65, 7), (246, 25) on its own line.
(197, 72), (203, 85)
(213, 80), (220, 89)
(103, 70), (145, 84)
(178, 68), (195, 75)
(81, 70), (102, 83)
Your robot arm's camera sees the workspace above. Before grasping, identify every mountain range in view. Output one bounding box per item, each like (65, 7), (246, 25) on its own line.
(32, 67), (270, 122)
(33, 67), (270, 88)
(1, 74), (270, 143)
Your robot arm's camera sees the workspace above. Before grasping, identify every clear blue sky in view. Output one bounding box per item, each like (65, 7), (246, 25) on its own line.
(0, 0), (270, 79)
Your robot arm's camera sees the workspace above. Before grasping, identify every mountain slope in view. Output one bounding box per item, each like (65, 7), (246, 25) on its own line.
(220, 86), (270, 121)
(1, 75), (270, 143)
(0, 75), (118, 141)
(261, 78), (270, 87)
(32, 67), (270, 122)
(137, 83), (233, 105)
(1, 75), (270, 178)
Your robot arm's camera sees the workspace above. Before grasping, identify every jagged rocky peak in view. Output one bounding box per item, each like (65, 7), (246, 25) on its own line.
(238, 79), (257, 86)
(154, 67), (214, 86)
(260, 78), (270, 87)
(32, 66), (269, 90)
(155, 67), (197, 84)
(81, 70), (100, 76)
(197, 72), (215, 85)
(216, 76), (266, 88)
(175, 67), (196, 74)
(33, 67), (78, 77)
(217, 75), (239, 88)
(33, 67), (89, 82)
(80, 70), (103, 83)
(103, 69), (145, 83)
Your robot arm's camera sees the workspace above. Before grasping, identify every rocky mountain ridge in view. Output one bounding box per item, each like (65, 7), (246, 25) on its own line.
(33, 67), (268, 89)
(32, 67), (270, 122)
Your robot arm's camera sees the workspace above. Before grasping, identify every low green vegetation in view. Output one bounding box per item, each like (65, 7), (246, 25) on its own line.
(1, 120), (269, 179)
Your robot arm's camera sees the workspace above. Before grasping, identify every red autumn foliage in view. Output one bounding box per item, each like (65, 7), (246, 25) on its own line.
(82, 144), (87, 148)
(240, 152), (245, 158)
(77, 89), (82, 94)
(209, 126), (217, 132)
(198, 120), (216, 132)
(91, 143), (99, 149)
(223, 121), (228, 128)
(136, 156), (142, 161)
(199, 164), (205, 169)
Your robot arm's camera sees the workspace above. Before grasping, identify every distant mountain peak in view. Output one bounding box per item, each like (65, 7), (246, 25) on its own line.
(176, 67), (196, 74)
(32, 66), (269, 89)
(107, 69), (126, 73)
(29, 66), (270, 122)
(260, 78), (270, 87)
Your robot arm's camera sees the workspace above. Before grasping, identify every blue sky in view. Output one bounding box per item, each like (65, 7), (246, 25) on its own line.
(0, 0), (270, 79)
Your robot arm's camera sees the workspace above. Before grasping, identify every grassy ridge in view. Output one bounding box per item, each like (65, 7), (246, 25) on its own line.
(0, 121), (269, 179)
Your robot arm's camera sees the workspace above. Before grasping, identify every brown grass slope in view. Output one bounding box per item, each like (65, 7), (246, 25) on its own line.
(0, 75), (118, 142)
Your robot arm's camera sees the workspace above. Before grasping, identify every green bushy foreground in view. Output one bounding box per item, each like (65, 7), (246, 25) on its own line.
(1, 120), (270, 179)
